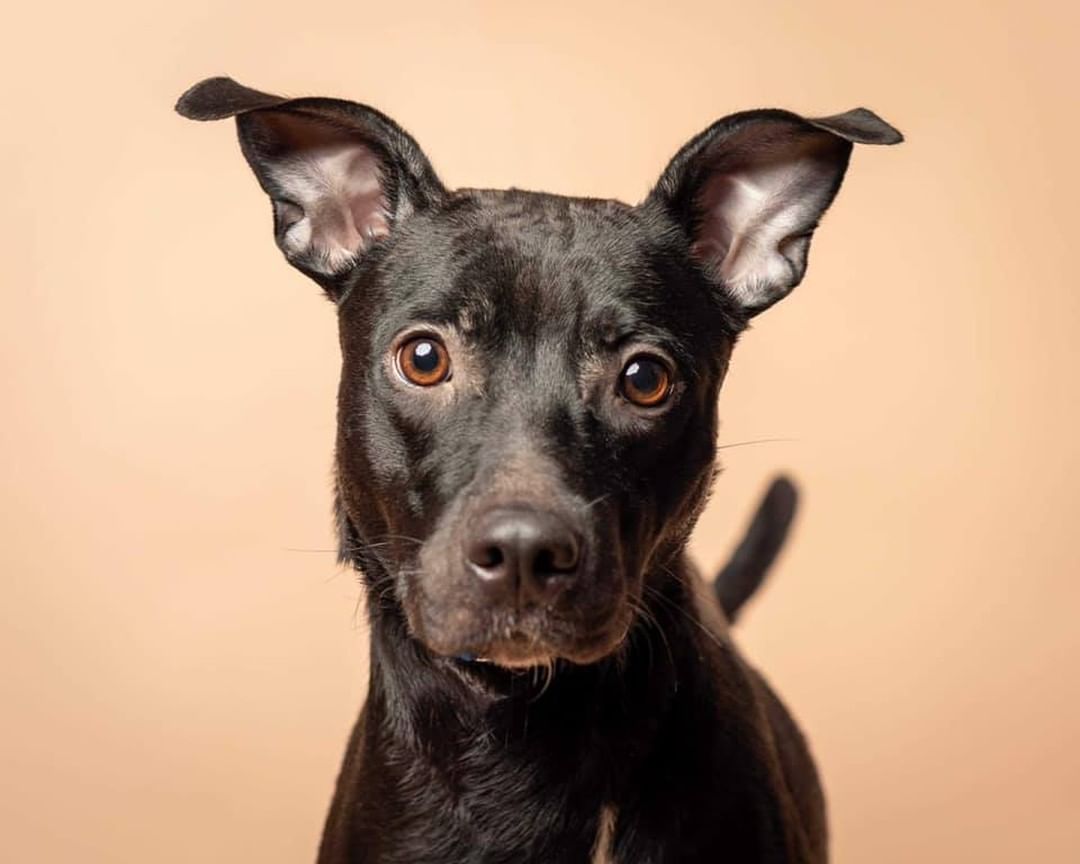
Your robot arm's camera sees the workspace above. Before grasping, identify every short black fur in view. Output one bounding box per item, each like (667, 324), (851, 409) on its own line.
(176, 76), (901, 863)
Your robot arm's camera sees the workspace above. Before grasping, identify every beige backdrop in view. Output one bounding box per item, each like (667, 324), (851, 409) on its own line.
(3, 1), (1078, 861)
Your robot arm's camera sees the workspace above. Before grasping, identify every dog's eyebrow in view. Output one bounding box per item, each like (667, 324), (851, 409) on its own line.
(619, 328), (697, 372)
(587, 311), (696, 370)
(377, 300), (476, 333)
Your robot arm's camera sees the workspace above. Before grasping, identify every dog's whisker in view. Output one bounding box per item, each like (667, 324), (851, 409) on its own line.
(583, 493), (611, 512)
(291, 543), (399, 564)
(627, 598), (657, 674)
(629, 594), (676, 676)
(715, 436), (796, 451)
(645, 572), (728, 656)
(366, 533), (426, 546)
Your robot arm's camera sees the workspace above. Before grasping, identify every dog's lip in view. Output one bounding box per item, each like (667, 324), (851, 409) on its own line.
(409, 578), (632, 668)
(441, 613), (628, 669)
(454, 651), (554, 671)
(450, 630), (553, 668)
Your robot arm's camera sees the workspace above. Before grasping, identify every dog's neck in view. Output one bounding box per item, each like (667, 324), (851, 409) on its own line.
(364, 559), (697, 743)
(352, 557), (714, 856)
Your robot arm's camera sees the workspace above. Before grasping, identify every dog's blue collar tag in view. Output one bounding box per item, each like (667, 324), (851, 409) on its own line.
(455, 653), (493, 665)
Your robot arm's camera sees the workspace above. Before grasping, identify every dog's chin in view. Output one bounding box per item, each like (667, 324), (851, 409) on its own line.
(467, 642), (557, 670)
(415, 608), (634, 671)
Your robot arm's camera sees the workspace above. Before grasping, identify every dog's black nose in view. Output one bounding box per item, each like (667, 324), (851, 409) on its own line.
(465, 507), (581, 605)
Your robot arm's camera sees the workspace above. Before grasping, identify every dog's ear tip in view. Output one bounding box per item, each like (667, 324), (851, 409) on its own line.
(850, 107), (905, 144)
(175, 76), (282, 121)
(813, 107), (904, 145)
(175, 76), (232, 119)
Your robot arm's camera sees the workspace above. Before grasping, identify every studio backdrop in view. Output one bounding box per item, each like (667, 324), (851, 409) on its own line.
(2, 1), (1077, 862)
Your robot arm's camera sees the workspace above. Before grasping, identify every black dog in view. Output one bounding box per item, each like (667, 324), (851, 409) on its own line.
(176, 77), (900, 863)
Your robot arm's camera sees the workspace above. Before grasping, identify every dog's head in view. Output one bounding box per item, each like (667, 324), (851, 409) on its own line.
(177, 77), (900, 669)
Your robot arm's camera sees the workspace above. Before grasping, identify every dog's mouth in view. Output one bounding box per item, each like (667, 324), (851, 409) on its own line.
(452, 632), (555, 670)
(445, 614), (556, 669)
(405, 586), (634, 671)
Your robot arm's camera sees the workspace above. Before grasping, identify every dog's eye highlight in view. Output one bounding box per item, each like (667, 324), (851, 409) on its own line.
(620, 355), (673, 408)
(396, 336), (451, 386)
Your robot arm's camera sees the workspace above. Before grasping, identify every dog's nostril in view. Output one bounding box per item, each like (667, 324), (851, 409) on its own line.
(473, 545), (504, 570)
(534, 548), (556, 574)
(535, 539), (578, 574)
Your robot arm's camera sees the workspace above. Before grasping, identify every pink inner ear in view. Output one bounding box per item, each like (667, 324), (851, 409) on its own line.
(273, 141), (391, 273)
(689, 133), (848, 308)
(689, 181), (735, 267)
(252, 112), (392, 275)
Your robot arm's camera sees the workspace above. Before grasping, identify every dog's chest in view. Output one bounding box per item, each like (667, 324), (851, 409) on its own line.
(590, 805), (617, 864)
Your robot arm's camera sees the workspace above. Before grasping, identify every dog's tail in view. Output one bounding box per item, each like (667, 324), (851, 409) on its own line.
(715, 476), (799, 623)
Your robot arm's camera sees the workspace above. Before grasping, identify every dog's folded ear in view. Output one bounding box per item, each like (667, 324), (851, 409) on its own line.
(176, 76), (446, 296)
(647, 107), (902, 315)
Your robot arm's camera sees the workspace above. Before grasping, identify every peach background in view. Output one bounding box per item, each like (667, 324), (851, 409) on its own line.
(3, 1), (1078, 861)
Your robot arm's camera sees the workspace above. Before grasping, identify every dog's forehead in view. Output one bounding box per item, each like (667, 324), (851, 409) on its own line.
(364, 188), (683, 344)
(451, 187), (640, 247)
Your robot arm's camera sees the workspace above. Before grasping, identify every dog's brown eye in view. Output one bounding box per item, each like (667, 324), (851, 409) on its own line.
(396, 336), (450, 386)
(620, 355), (673, 407)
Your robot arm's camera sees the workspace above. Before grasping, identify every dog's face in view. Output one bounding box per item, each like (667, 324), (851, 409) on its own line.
(335, 190), (739, 666)
(177, 77), (900, 668)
